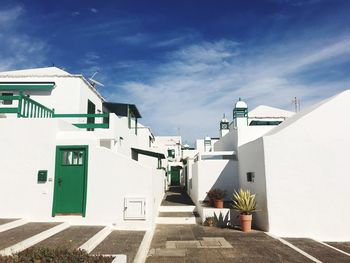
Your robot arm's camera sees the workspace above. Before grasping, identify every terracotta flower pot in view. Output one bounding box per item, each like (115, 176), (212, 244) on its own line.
(240, 214), (252, 232)
(214, 199), (224, 208)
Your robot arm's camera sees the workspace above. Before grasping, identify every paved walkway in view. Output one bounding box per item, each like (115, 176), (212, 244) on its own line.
(161, 186), (194, 206)
(0, 219), (144, 263)
(149, 188), (350, 263)
(146, 225), (314, 263)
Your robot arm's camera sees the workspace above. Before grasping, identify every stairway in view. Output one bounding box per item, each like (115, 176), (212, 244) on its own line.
(157, 186), (200, 224)
(156, 205), (200, 224)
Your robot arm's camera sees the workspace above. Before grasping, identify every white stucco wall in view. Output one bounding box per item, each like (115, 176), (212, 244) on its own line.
(0, 118), (165, 229)
(238, 138), (269, 231)
(261, 91), (350, 241)
(214, 131), (237, 151)
(191, 156), (238, 206)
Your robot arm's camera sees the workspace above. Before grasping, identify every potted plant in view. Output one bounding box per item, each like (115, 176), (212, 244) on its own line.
(232, 189), (257, 232)
(204, 216), (216, 227)
(208, 188), (226, 208)
(206, 189), (215, 206)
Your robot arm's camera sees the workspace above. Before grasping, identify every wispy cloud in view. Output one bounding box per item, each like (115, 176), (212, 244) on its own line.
(90, 8), (98, 13)
(71, 11), (80, 17)
(108, 35), (350, 143)
(0, 5), (49, 71)
(0, 5), (23, 25)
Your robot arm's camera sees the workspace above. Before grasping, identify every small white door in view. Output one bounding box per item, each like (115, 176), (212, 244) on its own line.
(124, 197), (146, 220)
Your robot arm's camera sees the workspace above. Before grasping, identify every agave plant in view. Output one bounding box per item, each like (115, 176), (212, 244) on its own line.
(232, 189), (257, 215)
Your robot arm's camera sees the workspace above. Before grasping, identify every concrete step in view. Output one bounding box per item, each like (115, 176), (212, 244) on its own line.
(158, 212), (199, 217)
(285, 238), (350, 262)
(158, 205), (196, 213)
(155, 216), (199, 224)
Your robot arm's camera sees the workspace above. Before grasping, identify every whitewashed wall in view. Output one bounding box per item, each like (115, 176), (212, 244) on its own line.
(261, 91), (350, 241)
(214, 131), (237, 151)
(238, 137), (269, 231)
(190, 157), (238, 206)
(0, 118), (165, 229)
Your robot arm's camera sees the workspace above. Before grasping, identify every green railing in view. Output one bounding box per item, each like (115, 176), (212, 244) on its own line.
(53, 113), (109, 129)
(0, 92), (54, 118)
(0, 93), (109, 129)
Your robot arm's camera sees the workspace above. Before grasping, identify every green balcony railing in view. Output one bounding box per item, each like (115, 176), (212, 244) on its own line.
(0, 92), (54, 118)
(53, 113), (109, 129)
(0, 92), (109, 129)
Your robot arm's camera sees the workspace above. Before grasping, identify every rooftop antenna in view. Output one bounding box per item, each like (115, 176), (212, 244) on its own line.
(89, 71), (105, 88)
(292, 97), (301, 112)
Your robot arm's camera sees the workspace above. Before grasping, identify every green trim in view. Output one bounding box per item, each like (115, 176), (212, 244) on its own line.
(0, 83), (55, 90)
(249, 120), (282, 126)
(0, 107), (18, 114)
(131, 147), (166, 159)
(73, 123), (109, 129)
(54, 113), (109, 118)
(52, 145), (89, 217)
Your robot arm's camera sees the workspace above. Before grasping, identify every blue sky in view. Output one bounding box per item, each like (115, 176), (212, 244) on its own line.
(1, 0), (350, 144)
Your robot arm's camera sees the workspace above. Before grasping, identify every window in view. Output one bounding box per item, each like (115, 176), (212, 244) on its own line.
(247, 172), (255, 182)
(167, 149), (175, 158)
(1, 93), (13, 105)
(62, 150), (84, 165)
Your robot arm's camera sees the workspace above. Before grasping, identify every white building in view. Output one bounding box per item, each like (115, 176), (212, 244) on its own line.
(239, 91), (350, 241)
(189, 92), (350, 241)
(0, 67), (166, 230)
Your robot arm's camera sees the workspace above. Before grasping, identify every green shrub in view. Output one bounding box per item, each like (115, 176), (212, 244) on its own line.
(232, 189), (257, 215)
(0, 247), (114, 263)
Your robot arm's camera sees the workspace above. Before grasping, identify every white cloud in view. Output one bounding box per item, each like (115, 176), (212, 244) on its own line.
(112, 36), (350, 143)
(0, 5), (49, 71)
(71, 11), (80, 17)
(0, 5), (24, 25)
(90, 8), (98, 13)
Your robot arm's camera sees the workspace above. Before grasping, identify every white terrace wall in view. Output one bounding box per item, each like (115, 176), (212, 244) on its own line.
(237, 137), (269, 231)
(0, 118), (165, 229)
(191, 157), (238, 206)
(263, 90), (350, 241)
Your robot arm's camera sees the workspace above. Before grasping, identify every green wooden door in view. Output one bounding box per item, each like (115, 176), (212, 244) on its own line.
(170, 167), (180, 186)
(53, 146), (88, 216)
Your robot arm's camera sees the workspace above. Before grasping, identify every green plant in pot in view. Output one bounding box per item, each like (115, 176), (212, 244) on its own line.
(208, 188), (227, 208)
(232, 189), (257, 232)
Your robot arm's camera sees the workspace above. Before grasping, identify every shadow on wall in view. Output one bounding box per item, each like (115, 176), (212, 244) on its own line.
(205, 161), (239, 202)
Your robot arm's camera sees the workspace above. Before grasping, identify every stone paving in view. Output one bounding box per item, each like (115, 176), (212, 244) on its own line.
(92, 230), (145, 263)
(146, 224), (316, 263)
(0, 222), (59, 250)
(34, 225), (104, 250)
(0, 219), (17, 225)
(326, 242), (350, 254)
(285, 238), (350, 263)
(161, 187), (195, 206)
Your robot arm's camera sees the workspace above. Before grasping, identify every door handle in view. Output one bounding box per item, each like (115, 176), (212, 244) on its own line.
(58, 178), (62, 186)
